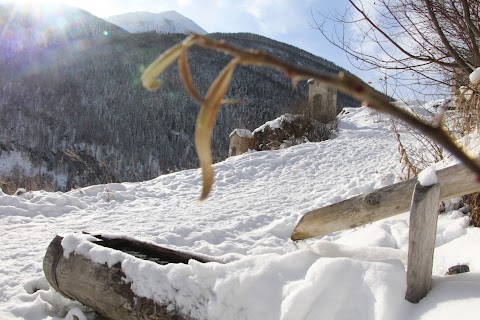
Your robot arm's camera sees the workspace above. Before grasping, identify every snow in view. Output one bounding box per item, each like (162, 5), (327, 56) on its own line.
(64, 308), (88, 320)
(460, 86), (473, 100)
(469, 67), (480, 83)
(106, 11), (207, 35)
(418, 166), (438, 186)
(254, 113), (298, 132)
(1, 106), (480, 319)
(229, 128), (253, 138)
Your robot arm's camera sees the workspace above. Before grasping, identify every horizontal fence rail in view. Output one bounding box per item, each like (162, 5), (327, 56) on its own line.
(291, 160), (480, 241)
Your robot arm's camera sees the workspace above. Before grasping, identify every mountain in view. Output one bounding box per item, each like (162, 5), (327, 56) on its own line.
(0, 3), (127, 57)
(105, 11), (207, 35)
(0, 3), (360, 192)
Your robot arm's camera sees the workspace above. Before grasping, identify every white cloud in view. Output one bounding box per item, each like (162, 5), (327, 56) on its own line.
(177, 0), (192, 8)
(240, 0), (311, 36)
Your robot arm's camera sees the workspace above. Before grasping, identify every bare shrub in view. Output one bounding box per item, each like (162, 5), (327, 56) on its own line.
(0, 165), (55, 195)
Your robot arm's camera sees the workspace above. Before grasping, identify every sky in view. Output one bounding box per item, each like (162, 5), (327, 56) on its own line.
(59, 0), (350, 70)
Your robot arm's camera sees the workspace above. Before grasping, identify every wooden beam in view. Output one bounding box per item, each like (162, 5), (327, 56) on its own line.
(405, 182), (440, 303)
(291, 160), (480, 240)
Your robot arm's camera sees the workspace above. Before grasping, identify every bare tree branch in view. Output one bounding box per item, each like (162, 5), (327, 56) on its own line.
(462, 0), (480, 37)
(314, 0), (480, 95)
(423, 0), (473, 73)
(349, 0), (459, 68)
(460, 0), (480, 62)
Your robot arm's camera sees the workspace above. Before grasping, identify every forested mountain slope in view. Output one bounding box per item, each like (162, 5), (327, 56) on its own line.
(0, 4), (360, 191)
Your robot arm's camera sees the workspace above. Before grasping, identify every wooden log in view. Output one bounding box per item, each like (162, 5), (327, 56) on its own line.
(291, 160), (480, 240)
(43, 235), (214, 320)
(405, 182), (440, 303)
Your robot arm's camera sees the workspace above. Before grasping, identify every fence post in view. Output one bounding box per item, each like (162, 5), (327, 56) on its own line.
(405, 181), (440, 303)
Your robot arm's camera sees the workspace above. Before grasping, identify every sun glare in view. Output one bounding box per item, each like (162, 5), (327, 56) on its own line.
(14, 0), (63, 5)
(8, 0), (68, 12)
(6, 0), (112, 18)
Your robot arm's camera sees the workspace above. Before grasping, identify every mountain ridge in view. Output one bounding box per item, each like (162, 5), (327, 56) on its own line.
(105, 10), (207, 35)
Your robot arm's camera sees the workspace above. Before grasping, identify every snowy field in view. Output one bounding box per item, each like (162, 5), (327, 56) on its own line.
(1, 106), (480, 319)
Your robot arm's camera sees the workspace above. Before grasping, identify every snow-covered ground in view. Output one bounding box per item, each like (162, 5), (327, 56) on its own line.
(1, 106), (479, 320)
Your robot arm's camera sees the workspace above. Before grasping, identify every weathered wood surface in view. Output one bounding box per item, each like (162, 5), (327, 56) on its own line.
(44, 235), (213, 320)
(291, 160), (480, 240)
(405, 182), (440, 303)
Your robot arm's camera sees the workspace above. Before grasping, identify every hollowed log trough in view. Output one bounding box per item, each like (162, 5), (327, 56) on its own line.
(43, 234), (214, 320)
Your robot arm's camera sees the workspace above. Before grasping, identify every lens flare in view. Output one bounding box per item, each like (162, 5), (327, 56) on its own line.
(11, 0), (63, 6)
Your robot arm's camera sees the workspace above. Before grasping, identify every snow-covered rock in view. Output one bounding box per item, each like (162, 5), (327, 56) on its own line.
(253, 114), (335, 151)
(229, 129), (253, 139)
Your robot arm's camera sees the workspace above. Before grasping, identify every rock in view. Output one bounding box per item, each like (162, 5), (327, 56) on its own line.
(446, 264), (470, 275)
(253, 114), (336, 151)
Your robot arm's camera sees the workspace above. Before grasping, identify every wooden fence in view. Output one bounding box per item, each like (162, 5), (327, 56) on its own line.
(291, 160), (480, 303)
